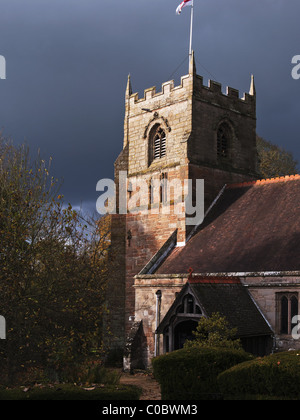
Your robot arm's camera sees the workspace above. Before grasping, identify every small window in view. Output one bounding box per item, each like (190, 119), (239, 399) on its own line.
(149, 180), (154, 205)
(148, 174), (168, 205)
(176, 304), (184, 314)
(160, 173), (168, 204)
(195, 305), (202, 315)
(217, 123), (231, 158)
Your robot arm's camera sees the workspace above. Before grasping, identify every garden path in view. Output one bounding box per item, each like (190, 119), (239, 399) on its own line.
(119, 371), (161, 400)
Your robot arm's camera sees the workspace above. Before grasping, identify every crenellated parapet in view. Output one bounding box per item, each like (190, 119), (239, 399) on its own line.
(193, 75), (256, 118)
(127, 73), (192, 116)
(126, 68), (256, 119)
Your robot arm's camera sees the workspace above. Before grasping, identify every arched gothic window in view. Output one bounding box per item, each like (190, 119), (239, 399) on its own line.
(217, 122), (232, 158)
(277, 292), (299, 335)
(149, 125), (166, 164)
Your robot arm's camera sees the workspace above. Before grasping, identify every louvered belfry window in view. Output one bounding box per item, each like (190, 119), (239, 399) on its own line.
(217, 123), (230, 158)
(153, 127), (166, 160)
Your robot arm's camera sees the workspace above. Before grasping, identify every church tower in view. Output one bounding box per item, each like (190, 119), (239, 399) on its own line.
(108, 53), (258, 363)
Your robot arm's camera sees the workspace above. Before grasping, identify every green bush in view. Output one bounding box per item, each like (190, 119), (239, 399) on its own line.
(184, 312), (242, 350)
(218, 350), (300, 399)
(152, 347), (253, 400)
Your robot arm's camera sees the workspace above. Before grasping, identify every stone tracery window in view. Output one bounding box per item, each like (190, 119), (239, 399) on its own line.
(176, 294), (202, 315)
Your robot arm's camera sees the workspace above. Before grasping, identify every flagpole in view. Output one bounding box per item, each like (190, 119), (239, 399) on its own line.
(189, 1), (194, 61)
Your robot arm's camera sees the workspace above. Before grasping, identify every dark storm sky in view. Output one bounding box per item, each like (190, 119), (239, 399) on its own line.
(0, 0), (299, 214)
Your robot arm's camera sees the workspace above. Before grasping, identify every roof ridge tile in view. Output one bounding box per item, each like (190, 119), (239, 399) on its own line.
(227, 174), (300, 189)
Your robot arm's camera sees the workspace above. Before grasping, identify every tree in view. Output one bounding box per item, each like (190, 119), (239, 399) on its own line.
(0, 138), (109, 383)
(257, 135), (298, 179)
(184, 313), (242, 350)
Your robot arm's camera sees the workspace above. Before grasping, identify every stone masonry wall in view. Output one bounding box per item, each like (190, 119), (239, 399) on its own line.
(134, 275), (188, 367)
(190, 75), (257, 174)
(242, 276), (300, 351)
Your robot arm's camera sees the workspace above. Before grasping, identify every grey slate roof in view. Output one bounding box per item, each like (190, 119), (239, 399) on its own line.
(157, 280), (273, 338)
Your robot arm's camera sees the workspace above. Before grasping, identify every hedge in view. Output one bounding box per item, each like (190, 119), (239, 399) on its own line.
(217, 350), (300, 399)
(152, 347), (253, 400)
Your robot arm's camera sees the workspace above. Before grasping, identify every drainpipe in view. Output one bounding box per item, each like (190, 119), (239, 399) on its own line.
(154, 290), (162, 357)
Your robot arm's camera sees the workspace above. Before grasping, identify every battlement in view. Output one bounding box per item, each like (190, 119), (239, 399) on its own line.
(196, 75), (255, 107)
(128, 74), (190, 106)
(127, 71), (255, 112)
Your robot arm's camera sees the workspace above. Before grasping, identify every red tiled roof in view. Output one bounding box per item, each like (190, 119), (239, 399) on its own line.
(156, 175), (300, 274)
(227, 174), (300, 189)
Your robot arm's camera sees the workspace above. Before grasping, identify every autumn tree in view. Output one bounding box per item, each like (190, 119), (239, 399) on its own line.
(257, 135), (298, 179)
(0, 138), (109, 384)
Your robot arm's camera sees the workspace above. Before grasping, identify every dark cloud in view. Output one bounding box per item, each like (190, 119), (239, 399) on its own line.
(0, 0), (299, 214)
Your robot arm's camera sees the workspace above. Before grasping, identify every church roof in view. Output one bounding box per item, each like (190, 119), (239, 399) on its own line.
(156, 175), (300, 274)
(157, 279), (273, 338)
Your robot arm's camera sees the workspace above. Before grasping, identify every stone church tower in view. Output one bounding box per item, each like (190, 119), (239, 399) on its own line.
(107, 53), (258, 364)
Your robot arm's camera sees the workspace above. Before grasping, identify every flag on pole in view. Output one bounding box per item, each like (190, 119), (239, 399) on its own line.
(176, 0), (193, 15)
